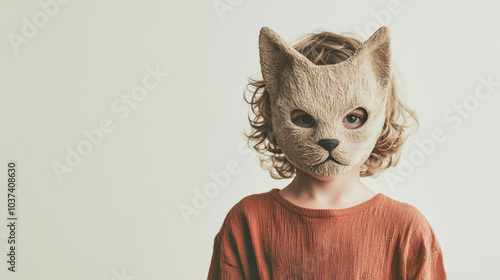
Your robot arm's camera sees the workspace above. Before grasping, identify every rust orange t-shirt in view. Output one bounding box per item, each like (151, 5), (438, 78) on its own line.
(207, 188), (446, 280)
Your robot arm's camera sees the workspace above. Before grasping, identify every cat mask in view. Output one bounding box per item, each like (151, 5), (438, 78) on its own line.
(258, 26), (391, 176)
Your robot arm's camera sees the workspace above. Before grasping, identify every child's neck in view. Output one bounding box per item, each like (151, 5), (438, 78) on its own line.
(278, 166), (377, 210)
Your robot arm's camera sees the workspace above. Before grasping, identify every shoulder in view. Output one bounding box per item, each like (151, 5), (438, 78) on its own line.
(381, 198), (447, 278)
(381, 195), (442, 250)
(380, 194), (433, 228)
(225, 189), (273, 220)
(217, 189), (274, 234)
(236, 189), (273, 211)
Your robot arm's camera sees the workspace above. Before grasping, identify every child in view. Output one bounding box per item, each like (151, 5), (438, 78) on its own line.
(207, 25), (447, 279)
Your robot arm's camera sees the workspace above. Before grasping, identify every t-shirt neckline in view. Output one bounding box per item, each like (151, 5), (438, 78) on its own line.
(269, 188), (385, 218)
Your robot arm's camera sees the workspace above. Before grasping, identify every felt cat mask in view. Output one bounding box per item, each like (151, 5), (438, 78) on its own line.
(258, 26), (391, 176)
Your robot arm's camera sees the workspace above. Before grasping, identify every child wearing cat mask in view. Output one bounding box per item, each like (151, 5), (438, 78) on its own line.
(208, 26), (446, 279)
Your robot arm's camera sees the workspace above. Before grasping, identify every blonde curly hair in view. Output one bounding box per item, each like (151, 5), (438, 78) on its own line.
(243, 29), (419, 179)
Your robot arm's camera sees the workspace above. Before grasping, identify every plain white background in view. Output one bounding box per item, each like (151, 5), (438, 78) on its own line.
(0, 0), (499, 279)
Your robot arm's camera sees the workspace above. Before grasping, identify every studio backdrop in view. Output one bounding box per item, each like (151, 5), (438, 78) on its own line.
(1, 0), (499, 279)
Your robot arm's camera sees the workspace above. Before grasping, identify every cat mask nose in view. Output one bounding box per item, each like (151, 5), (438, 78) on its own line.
(318, 139), (340, 151)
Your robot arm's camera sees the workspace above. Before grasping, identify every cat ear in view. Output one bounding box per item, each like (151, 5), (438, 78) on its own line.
(350, 26), (392, 90)
(258, 27), (315, 96)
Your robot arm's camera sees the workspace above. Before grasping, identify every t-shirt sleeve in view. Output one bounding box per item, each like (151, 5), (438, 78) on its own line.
(207, 206), (246, 280)
(404, 208), (447, 280)
(207, 232), (246, 280)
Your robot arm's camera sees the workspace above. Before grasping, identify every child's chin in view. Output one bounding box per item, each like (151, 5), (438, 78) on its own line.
(307, 163), (353, 178)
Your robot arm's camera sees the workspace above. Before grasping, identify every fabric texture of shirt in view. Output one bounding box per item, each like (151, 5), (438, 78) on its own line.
(207, 188), (447, 280)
